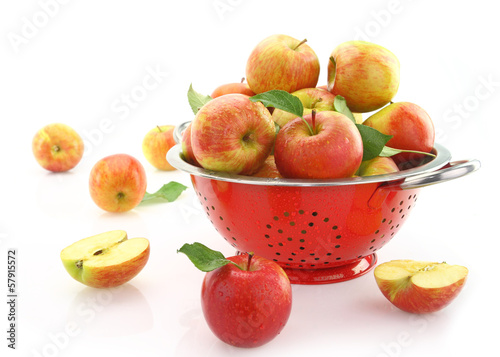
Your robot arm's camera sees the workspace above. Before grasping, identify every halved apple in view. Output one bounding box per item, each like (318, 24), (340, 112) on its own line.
(61, 230), (150, 288)
(374, 260), (468, 314)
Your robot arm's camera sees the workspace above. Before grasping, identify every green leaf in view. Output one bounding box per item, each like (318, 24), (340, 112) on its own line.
(333, 95), (356, 123)
(380, 146), (436, 158)
(250, 90), (304, 119)
(187, 84), (212, 115)
(141, 181), (187, 203)
(177, 242), (241, 272)
(356, 124), (393, 161)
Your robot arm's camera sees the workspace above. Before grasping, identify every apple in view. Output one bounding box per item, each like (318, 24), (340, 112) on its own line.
(356, 156), (399, 176)
(89, 153), (147, 212)
(201, 252), (292, 347)
(191, 93), (276, 175)
(274, 111), (363, 179)
(246, 34), (320, 94)
(142, 125), (177, 171)
(211, 78), (256, 98)
(374, 260), (468, 314)
(32, 123), (84, 172)
(327, 41), (400, 113)
(251, 155), (282, 178)
(272, 87), (337, 128)
(61, 230), (150, 288)
(362, 102), (435, 164)
(180, 122), (201, 167)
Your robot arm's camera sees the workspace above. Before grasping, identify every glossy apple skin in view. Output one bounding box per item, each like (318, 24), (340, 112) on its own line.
(246, 34), (320, 94)
(32, 123), (84, 172)
(327, 41), (400, 113)
(272, 87), (337, 128)
(142, 125), (176, 171)
(89, 154), (147, 212)
(251, 155), (282, 178)
(201, 254), (292, 348)
(363, 102), (435, 164)
(211, 82), (256, 98)
(274, 111), (363, 179)
(357, 156), (399, 176)
(191, 94), (276, 175)
(180, 122), (201, 167)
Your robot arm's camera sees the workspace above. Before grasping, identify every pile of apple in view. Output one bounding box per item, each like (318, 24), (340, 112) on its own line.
(182, 34), (436, 179)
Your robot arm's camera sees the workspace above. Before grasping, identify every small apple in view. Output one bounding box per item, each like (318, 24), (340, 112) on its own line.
(272, 87), (337, 128)
(142, 125), (177, 171)
(180, 122), (201, 167)
(61, 230), (150, 288)
(191, 94), (276, 175)
(374, 260), (468, 314)
(251, 155), (282, 178)
(246, 34), (320, 94)
(362, 102), (435, 164)
(32, 123), (84, 172)
(274, 111), (363, 179)
(89, 153), (147, 212)
(327, 41), (400, 113)
(211, 78), (256, 98)
(356, 156), (399, 176)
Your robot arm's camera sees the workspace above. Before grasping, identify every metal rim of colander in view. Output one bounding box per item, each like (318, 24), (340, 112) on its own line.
(166, 143), (452, 187)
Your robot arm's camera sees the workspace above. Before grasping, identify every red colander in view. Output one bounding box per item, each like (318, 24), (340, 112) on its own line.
(167, 128), (480, 284)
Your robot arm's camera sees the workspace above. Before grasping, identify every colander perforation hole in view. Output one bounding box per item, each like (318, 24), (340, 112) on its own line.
(226, 227), (230, 231)
(324, 218), (329, 222)
(308, 222), (314, 227)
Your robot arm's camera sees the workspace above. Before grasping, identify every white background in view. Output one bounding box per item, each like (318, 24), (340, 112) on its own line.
(0, 1), (497, 356)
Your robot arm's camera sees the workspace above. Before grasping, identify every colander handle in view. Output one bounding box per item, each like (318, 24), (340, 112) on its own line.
(173, 121), (192, 144)
(397, 159), (481, 190)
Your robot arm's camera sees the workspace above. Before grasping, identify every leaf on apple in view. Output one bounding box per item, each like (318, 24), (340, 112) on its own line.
(250, 90), (304, 119)
(178, 242), (242, 272)
(141, 181), (187, 203)
(188, 84), (213, 115)
(356, 124), (393, 161)
(379, 146), (436, 159)
(333, 95), (356, 123)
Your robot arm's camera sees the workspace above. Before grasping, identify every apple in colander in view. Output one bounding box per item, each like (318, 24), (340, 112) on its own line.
(374, 260), (468, 314)
(178, 243), (292, 348)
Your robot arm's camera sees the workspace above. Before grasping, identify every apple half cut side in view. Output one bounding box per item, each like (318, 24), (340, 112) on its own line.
(60, 230), (150, 288)
(374, 260), (468, 314)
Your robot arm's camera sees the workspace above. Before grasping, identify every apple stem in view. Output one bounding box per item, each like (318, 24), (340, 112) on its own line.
(157, 125), (162, 132)
(241, 77), (245, 83)
(246, 252), (254, 271)
(293, 39), (307, 51)
(311, 110), (317, 134)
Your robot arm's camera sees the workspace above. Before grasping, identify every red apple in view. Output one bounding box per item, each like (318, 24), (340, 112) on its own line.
(357, 156), (399, 176)
(142, 125), (176, 171)
(272, 87), (337, 128)
(32, 123), (84, 172)
(374, 260), (468, 314)
(201, 253), (292, 348)
(89, 154), (147, 212)
(191, 94), (276, 175)
(180, 122), (201, 167)
(327, 41), (400, 113)
(362, 102), (435, 164)
(246, 34), (320, 94)
(251, 155), (282, 178)
(211, 78), (256, 98)
(274, 111), (363, 179)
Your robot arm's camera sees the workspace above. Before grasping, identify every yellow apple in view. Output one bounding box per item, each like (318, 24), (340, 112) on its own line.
(60, 230), (150, 288)
(142, 125), (177, 171)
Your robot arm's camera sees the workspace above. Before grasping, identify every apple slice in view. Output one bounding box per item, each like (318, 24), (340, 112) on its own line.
(374, 260), (468, 314)
(61, 230), (150, 288)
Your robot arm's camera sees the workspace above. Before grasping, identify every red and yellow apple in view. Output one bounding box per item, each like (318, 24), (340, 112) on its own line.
(362, 102), (435, 164)
(180, 122), (200, 167)
(89, 154), (147, 212)
(201, 253), (292, 348)
(357, 156), (399, 177)
(211, 78), (256, 98)
(142, 125), (177, 171)
(274, 111), (363, 179)
(32, 123), (84, 172)
(190, 94), (276, 175)
(60, 230), (150, 288)
(246, 34), (320, 94)
(272, 87), (337, 128)
(251, 155), (282, 178)
(374, 260), (468, 314)
(327, 41), (400, 113)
